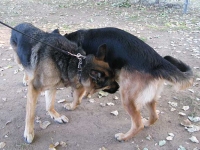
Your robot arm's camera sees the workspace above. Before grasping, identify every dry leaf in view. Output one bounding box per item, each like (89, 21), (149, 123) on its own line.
(188, 116), (200, 123)
(158, 140), (166, 146)
(39, 121), (51, 129)
(182, 106), (189, 111)
(188, 89), (194, 93)
(110, 110), (118, 116)
(98, 91), (108, 97)
(166, 136), (173, 141)
(146, 135), (152, 140)
(57, 99), (66, 103)
(89, 99), (95, 103)
(113, 96), (119, 100)
(49, 144), (56, 150)
(60, 141), (67, 147)
(180, 119), (192, 127)
(0, 142), (6, 148)
(179, 112), (186, 116)
(170, 108), (176, 111)
(168, 101), (177, 107)
(178, 145), (186, 150)
(185, 125), (200, 133)
(99, 147), (107, 150)
(189, 136), (199, 143)
(100, 103), (106, 107)
(106, 102), (114, 106)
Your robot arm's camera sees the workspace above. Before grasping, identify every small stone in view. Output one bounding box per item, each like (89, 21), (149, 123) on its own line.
(189, 136), (199, 143)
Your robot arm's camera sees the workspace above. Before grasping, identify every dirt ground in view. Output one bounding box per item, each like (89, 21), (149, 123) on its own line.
(0, 0), (200, 150)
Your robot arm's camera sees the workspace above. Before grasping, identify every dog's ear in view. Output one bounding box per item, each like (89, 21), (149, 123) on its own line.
(96, 44), (107, 61)
(64, 33), (68, 37)
(89, 69), (105, 80)
(52, 29), (60, 34)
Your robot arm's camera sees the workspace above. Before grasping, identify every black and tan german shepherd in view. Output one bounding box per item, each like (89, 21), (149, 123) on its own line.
(10, 23), (118, 143)
(65, 27), (193, 141)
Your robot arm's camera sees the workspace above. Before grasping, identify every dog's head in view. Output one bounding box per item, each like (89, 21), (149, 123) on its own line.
(81, 44), (119, 94)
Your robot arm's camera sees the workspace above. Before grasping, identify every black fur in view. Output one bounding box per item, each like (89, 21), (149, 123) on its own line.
(10, 23), (118, 91)
(65, 27), (193, 84)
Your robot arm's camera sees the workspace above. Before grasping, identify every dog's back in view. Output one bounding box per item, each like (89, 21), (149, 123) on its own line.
(10, 23), (48, 67)
(65, 27), (193, 89)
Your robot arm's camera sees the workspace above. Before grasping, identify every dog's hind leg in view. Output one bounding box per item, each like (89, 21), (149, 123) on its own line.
(64, 87), (86, 110)
(13, 48), (28, 86)
(142, 100), (158, 127)
(45, 89), (69, 123)
(23, 72), (29, 86)
(115, 94), (144, 141)
(24, 79), (40, 143)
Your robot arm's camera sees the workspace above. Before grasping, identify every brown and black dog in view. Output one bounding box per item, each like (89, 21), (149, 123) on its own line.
(65, 27), (193, 141)
(10, 23), (118, 143)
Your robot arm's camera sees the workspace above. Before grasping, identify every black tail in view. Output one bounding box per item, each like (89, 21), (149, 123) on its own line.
(162, 55), (193, 90)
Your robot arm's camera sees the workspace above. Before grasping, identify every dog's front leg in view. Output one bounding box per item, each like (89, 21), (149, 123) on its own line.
(24, 80), (40, 143)
(45, 89), (69, 123)
(64, 87), (86, 110)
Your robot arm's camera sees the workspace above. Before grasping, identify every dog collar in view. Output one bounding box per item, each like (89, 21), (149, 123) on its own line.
(77, 56), (86, 83)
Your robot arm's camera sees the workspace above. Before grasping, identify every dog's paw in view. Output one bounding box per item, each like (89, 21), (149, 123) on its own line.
(64, 103), (75, 111)
(142, 118), (150, 127)
(53, 115), (69, 123)
(115, 133), (125, 142)
(23, 79), (28, 86)
(24, 130), (34, 144)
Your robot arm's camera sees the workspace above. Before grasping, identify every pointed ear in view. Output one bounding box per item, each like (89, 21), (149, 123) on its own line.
(89, 69), (105, 80)
(96, 44), (107, 61)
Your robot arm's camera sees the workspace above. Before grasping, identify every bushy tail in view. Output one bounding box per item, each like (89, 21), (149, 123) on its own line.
(163, 56), (193, 90)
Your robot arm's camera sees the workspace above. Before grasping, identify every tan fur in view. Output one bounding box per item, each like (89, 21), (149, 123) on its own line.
(21, 53), (115, 143)
(115, 69), (165, 141)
